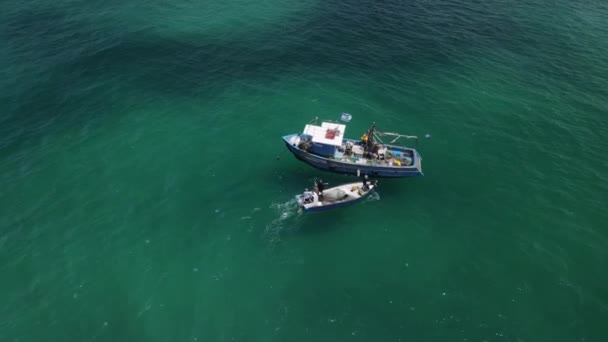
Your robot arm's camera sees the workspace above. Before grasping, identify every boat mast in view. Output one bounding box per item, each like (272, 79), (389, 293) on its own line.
(364, 122), (376, 152)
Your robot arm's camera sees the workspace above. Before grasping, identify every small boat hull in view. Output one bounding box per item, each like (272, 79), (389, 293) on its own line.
(296, 182), (377, 212)
(283, 134), (423, 178)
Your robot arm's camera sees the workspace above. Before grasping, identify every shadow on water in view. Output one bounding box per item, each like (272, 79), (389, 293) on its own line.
(268, 210), (350, 240)
(294, 201), (379, 237)
(303, 210), (349, 235)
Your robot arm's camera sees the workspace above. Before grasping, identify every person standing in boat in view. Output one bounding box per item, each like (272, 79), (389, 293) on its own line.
(361, 174), (369, 190)
(317, 179), (325, 199)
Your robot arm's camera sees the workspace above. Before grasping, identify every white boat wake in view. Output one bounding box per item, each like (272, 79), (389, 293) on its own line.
(264, 197), (303, 242)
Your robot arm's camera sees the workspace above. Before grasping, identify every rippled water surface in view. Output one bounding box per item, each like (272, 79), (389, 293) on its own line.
(1, 0), (607, 341)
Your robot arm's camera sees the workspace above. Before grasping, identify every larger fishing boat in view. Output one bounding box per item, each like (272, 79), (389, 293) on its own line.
(282, 115), (423, 177)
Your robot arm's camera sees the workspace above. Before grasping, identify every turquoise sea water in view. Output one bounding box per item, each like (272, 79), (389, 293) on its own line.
(1, 0), (607, 341)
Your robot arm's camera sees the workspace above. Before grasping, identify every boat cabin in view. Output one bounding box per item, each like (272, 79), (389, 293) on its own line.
(299, 122), (346, 158)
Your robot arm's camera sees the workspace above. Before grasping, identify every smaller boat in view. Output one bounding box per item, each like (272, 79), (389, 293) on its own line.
(296, 178), (378, 212)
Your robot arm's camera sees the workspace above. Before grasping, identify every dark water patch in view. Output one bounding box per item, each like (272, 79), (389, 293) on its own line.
(3, 0), (600, 158)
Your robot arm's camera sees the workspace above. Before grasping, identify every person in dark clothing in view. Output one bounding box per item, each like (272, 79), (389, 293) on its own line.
(316, 179), (325, 200)
(317, 180), (325, 193)
(361, 174), (369, 190)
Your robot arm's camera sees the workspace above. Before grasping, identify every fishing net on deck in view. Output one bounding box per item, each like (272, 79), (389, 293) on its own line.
(322, 189), (347, 200)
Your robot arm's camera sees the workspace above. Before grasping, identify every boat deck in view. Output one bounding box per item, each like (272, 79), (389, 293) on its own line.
(300, 182), (374, 210)
(331, 143), (415, 167)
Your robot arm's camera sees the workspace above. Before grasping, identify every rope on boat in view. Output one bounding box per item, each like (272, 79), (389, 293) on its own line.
(374, 131), (419, 146)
